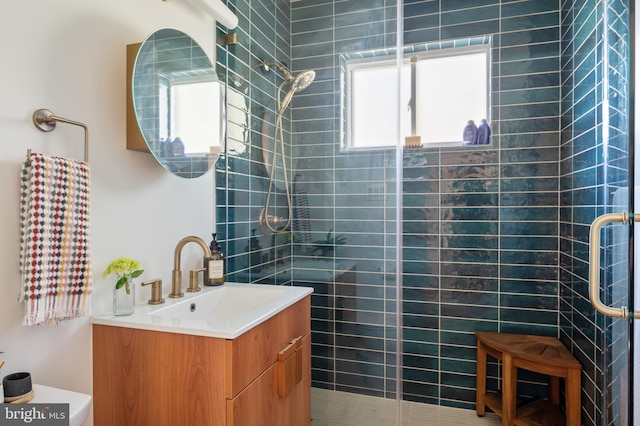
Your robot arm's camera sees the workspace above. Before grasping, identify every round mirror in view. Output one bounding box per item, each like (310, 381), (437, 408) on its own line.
(132, 28), (224, 179)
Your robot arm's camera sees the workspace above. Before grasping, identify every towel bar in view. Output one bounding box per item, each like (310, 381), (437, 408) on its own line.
(32, 108), (89, 162)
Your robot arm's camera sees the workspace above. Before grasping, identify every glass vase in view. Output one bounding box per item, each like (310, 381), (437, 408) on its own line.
(113, 281), (135, 316)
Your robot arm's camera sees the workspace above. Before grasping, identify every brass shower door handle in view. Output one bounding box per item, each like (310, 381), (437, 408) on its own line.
(588, 212), (633, 319)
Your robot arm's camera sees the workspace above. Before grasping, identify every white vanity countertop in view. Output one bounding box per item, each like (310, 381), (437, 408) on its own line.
(90, 282), (313, 339)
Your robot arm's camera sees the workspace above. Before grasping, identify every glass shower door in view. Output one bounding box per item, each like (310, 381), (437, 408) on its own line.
(288, 1), (403, 424)
(590, 208), (632, 425)
(588, 1), (634, 424)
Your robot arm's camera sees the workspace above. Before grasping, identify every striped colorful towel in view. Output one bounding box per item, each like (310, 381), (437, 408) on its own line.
(19, 152), (92, 326)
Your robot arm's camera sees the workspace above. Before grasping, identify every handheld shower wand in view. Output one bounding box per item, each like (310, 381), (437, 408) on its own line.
(258, 60), (315, 234)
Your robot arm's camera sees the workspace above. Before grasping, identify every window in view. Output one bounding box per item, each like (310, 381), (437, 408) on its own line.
(159, 71), (223, 155)
(170, 77), (222, 154)
(343, 38), (491, 150)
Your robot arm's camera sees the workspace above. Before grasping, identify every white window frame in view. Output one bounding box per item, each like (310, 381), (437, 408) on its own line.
(344, 43), (491, 150)
(159, 73), (224, 155)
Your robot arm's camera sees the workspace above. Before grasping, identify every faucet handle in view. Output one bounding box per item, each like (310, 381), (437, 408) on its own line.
(188, 268), (205, 293)
(141, 279), (165, 305)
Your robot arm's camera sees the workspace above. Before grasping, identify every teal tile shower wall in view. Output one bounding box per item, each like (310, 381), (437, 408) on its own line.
(217, 0), (570, 411)
(289, 0), (561, 409)
(216, 0), (295, 282)
(560, 1), (630, 425)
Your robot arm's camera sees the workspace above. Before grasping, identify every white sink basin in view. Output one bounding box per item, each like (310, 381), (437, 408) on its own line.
(91, 282), (313, 339)
(150, 285), (286, 322)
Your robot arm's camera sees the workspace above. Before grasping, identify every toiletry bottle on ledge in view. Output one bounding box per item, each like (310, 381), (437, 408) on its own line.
(162, 137), (174, 157)
(462, 120), (478, 145)
(477, 119), (491, 145)
(171, 137), (185, 157)
(207, 233), (225, 285)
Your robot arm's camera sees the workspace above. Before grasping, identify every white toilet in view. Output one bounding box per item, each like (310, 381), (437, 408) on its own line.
(29, 384), (92, 426)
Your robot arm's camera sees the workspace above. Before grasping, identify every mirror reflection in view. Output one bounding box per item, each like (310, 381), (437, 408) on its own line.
(132, 28), (224, 179)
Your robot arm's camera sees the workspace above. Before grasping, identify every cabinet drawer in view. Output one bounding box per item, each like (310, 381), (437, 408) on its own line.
(225, 296), (310, 398)
(227, 333), (311, 426)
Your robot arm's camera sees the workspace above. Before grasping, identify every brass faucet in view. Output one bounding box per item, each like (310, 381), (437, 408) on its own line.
(170, 236), (212, 298)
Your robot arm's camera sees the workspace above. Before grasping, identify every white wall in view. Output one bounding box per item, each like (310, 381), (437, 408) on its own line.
(0, 1), (219, 423)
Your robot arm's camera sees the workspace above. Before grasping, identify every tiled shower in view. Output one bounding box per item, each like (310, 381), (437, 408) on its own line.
(215, 0), (629, 425)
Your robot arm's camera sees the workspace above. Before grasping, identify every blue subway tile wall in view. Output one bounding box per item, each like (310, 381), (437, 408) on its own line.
(560, 1), (630, 425)
(218, 0), (563, 411)
(217, 0), (296, 285)
(215, 0), (631, 417)
(288, 0), (561, 409)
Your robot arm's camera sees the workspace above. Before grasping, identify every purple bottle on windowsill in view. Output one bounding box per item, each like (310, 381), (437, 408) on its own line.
(462, 120), (478, 145)
(477, 119), (491, 145)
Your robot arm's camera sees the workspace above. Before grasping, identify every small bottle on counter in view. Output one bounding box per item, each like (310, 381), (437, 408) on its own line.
(206, 233), (225, 286)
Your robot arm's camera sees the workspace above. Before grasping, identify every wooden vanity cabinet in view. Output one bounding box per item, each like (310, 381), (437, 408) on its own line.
(93, 296), (311, 426)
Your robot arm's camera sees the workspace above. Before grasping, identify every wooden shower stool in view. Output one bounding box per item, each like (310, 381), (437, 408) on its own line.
(475, 332), (582, 426)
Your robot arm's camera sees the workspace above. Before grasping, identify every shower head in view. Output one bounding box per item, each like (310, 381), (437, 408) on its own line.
(262, 60), (315, 92)
(262, 60), (293, 81)
(291, 70), (315, 92)
(277, 70), (316, 112)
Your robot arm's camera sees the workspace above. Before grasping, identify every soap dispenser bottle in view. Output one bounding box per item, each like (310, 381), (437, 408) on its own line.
(207, 233), (225, 286)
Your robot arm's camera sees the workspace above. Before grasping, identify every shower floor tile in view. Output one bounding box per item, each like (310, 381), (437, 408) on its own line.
(311, 388), (501, 426)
